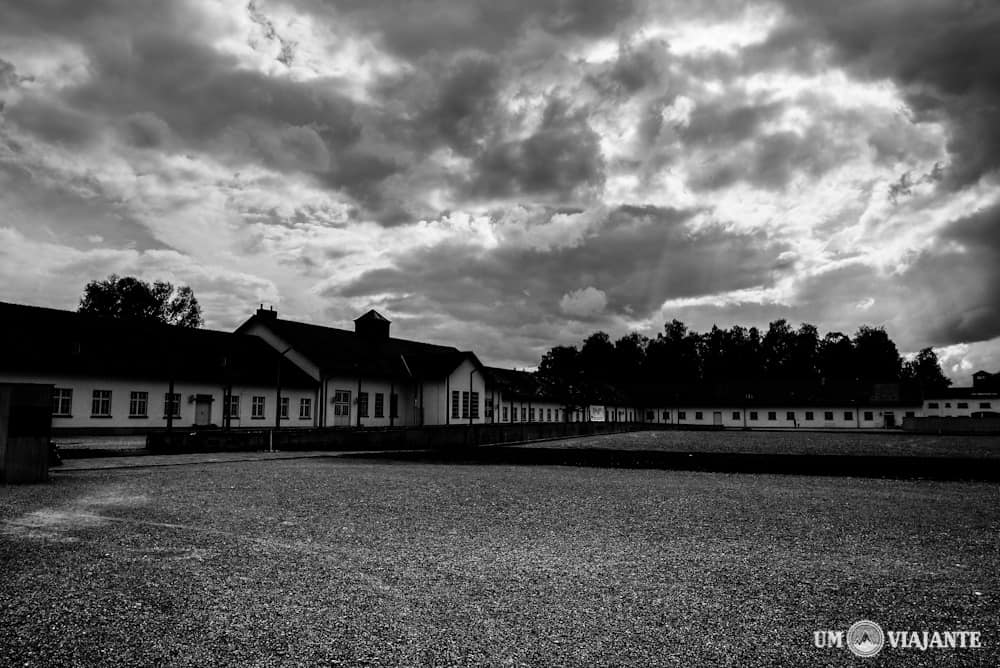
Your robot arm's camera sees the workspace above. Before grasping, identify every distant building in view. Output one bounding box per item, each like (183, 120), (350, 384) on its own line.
(4, 298), (993, 434)
(0, 302), (315, 434)
(236, 307), (487, 427)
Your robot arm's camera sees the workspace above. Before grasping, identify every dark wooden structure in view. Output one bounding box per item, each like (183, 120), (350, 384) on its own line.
(0, 383), (53, 483)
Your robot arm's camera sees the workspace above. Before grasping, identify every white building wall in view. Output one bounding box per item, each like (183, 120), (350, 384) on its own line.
(2, 372), (317, 431)
(430, 359), (488, 426)
(643, 405), (921, 429)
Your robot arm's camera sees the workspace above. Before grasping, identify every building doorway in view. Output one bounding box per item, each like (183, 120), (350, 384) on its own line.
(332, 389), (351, 426)
(713, 411), (723, 426)
(194, 394), (213, 426)
(884, 412), (896, 428)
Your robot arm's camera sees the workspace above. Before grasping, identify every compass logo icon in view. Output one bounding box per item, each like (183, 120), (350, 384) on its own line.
(847, 620), (885, 657)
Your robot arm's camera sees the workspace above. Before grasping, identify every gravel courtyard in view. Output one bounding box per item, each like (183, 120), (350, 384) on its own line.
(2, 455), (998, 666)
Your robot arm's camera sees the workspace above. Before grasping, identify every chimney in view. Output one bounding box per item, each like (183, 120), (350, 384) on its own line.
(256, 304), (277, 321)
(354, 309), (390, 340)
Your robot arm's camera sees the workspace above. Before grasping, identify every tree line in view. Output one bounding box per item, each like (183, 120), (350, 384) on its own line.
(539, 319), (951, 398)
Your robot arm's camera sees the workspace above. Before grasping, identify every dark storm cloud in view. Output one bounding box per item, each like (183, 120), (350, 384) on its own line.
(329, 205), (789, 326)
(920, 202), (1000, 344)
(674, 203), (1000, 351)
(688, 125), (852, 191)
(5, 94), (102, 146)
(419, 53), (503, 154)
(64, 32), (360, 151)
(768, 0), (1000, 189)
(283, 0), (636, 58)
(680, 101), (784, 148)
(466, 98), (605, 200)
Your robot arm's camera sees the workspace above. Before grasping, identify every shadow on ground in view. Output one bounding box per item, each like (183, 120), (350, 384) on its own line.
(345, 446), (1000, 481)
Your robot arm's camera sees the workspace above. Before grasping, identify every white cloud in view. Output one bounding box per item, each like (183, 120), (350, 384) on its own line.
(559, 286), (607, 317)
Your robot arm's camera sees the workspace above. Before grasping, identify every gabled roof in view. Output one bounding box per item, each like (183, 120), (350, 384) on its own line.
(354, 309), (390, 323)
(237, 313), (480, 380)
(0, 301), (315, 388)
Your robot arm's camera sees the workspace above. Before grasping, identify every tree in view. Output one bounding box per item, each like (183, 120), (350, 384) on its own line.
(761, 319), (795, 380)
(580, 331), (616, 382)
(78, 275), (203, 327)
(539, 345), (581, 383)
(819, 332), (855, 385)
(613, 332), (649, 384)
(788, 323), (820, 384)
(903, 347), (951, 395)
(853, 325), (902, 385)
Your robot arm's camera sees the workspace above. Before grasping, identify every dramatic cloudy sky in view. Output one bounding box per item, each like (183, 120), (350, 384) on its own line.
(1, 0), (998, 380)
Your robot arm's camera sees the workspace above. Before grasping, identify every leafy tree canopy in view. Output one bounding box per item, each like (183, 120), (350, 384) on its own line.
(78, 274), (203, 328)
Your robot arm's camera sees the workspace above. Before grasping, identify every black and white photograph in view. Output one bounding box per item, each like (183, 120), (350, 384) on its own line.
(1, 0), (998, 664)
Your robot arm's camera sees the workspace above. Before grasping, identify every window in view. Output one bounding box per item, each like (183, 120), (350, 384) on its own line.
(333, 390), (350, 417)
(521, 407), (526, 421)
(824, 411), (834, 420)
(749, 411), (758, 421)
(927, 402), (939, 409)
(280, 396), (290, 419)
(662, 410), (669, 421)
(225, 395), (240, 419)
(462, 391), (470, 419)
(502, 406), (508, 421)
(164, 392), (181, 418)
(52, 388), (73, 416)
(768, 411), (777, 421)
(451, 391), (460, 419)
(732, 411), (740, 420)
(358, 392), (369, 418)
(546, 408), (552, 421)
(805, 411), (814, 421)
(695, 411), (703, 420)
(529, 407), (535, 422)
(863, 411), (874, 421)
(92, 389), (112, 417)
(905, 411), (915, 418)
(646, 410), (654, 421)
(945, 403), (951, 408)
(678, 411), (686, 420)
(485, 397), (494, 419)
(786, 411), (795, 421)
(980, 402), (992, 409)
(251, 395), (265, 419)
(957, 402), (968, 409)
(555, 409), (560, 422)
(471, 392), (480, 419)
(129, 391), (148, 418)
(299, 398), (311, 419)
(390, 394), (398, 418)
(844, 411), (853, 421)
(374, 393), (384, 418)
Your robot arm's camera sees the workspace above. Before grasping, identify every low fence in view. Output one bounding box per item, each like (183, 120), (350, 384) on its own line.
(147, 421), (643, 454)
(903, 416), (1000, 435)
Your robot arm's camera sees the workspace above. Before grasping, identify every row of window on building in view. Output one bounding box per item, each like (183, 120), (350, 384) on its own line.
(926, 401), (991, 409)
(651, 409), (918, 422)
(52, 388), (312, 420)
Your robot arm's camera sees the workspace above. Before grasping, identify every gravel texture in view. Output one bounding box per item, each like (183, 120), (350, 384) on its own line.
(1, 458), (998, 666)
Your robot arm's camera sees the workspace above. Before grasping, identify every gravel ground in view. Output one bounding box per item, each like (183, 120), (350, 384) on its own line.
(2, 460), (998, 666)
(512, 429), (1000, 458)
